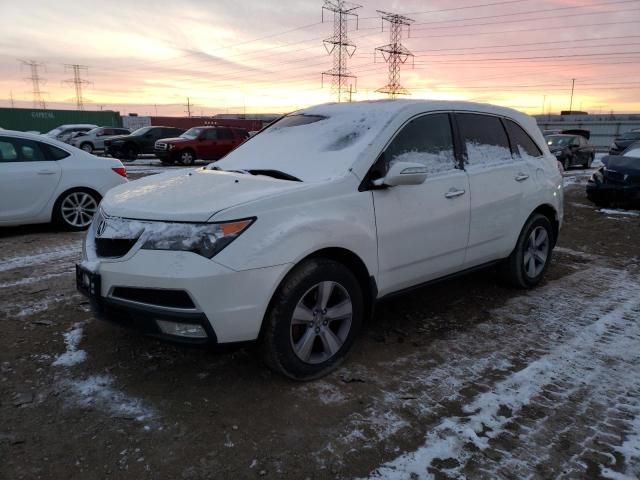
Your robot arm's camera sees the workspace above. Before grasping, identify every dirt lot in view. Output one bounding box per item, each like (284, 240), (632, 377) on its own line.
(1, 165), (639, 479)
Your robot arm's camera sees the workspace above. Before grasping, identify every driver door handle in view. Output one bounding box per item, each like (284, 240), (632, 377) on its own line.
(515, 173), (529, 182)
(37, 170), (57, 175)
(445, 189), (466, 199)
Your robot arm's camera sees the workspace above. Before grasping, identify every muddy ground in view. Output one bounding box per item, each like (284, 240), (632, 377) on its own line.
(1, 165), (639, 479)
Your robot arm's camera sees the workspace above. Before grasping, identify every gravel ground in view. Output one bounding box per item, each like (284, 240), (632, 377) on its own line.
(1, 164), (639, 480)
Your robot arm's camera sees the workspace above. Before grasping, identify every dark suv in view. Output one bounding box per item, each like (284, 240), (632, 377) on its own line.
(105, 126), (185, 160)
(154, 126), (249, 165)
(609, 130), (640, 155)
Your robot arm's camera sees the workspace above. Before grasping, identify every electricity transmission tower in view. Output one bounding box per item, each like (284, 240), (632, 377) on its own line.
(321, 0), (361, 103)
(374, 10), (414, 98)
(63, 64), (91, 110)
(20, 60), (47, 109)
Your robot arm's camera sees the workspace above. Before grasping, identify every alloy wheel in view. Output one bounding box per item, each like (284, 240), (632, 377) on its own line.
(60, 192), (98, 228)
(523, 226), (549, 278)
(181, 151), (194, 165)
(289, 281), (353, 364)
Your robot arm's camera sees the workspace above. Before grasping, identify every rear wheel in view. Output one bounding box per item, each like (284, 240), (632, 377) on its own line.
(260, 258), (363, 380)
(80, 142), (93, 154)
(53, 188), (100, 231)
(500, 214), (553, 289)
(123, 144), (138, 161)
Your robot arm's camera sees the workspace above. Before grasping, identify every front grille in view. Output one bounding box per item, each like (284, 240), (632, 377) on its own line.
(605, 170), (626, 184)
(111, 287), (196, 309)
(155, 142), (168, 151)
(95, 238), (137, 258)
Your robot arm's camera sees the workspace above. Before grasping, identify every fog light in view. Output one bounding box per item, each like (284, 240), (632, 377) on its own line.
(156, 320), (207, 338)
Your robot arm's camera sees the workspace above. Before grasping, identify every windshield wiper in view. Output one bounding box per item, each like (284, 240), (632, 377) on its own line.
(246, 170), (302, 182)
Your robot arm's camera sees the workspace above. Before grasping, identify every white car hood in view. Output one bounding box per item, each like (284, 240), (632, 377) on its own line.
(101, 168), (307, 222)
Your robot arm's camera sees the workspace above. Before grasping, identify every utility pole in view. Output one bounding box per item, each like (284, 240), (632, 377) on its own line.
(375, 11), (415, 98)
(184, 97), (192, 117)
(348, 84), (353, 102)
(63, 64), (91, 110)
(569, 78), (575, 112)
(20, 60), (47, 109)
(9, 91), (14, 108)
(321, 0), (361, 103)
(542, 95), (546, 116)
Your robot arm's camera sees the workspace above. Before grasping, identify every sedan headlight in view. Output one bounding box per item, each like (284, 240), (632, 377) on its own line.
(168, 144), (176, 150)
(141, 219), (254, 258)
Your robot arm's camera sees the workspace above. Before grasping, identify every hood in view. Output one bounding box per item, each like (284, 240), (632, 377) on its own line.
(101, 168), (309, 222)
(105, 134), (131, 143)
(158, 137), (189, 143)
(602, 155), (640, 173)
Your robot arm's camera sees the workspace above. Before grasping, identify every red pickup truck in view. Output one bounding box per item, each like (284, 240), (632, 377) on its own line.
(154, 126), (249, 165)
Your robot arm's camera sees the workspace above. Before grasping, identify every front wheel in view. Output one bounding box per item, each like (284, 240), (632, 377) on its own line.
(500, 214), (553, 289)
(123, 144), (138, 161)
(179, 150), (196, 166)
(53, 189), (101, 231)
(260, 258), (363, 380)
(80, 142), (93, 154)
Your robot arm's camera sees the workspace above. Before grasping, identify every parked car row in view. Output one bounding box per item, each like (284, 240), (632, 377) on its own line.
(587, 141), (640, 207)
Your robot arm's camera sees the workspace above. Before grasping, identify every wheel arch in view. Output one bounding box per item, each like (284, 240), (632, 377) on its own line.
(259, 246), (377, 339)
(530, 204), (559, 247)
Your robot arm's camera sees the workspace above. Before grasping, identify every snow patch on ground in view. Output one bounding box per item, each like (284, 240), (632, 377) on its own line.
(65, 375), (155, 423)
(597, 208), (640, 217)
(0, 268), (74, 289)
(367, 268), (640, 479)
(0, 243), (82, 273)
(52, 323), (87, 367)
(301, 381), (347, 405)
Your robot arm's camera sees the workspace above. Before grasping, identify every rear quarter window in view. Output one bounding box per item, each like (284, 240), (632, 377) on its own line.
(504, 119), (543, 158)
(456, 113), (512, 166)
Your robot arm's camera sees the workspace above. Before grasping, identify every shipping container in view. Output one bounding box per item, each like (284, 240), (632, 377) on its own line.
(0, 107), (122, 133)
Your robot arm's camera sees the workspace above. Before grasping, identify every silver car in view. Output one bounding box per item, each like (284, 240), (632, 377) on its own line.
(45, 124), (98, 144)
(70, 127), (130, 154)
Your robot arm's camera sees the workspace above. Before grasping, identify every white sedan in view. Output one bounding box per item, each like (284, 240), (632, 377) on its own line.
(0, 130), (127, 230)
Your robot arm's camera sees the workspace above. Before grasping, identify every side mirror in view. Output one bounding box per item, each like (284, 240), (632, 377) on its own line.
(372, 161), (429, 187)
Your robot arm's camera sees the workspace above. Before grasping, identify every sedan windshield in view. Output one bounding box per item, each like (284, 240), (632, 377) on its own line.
(45, 127), (63, 137)
(181, 127), (205, 139)
(546, 135), (574, 147)
(623, 147), (640, 158)
(130, 127), (151, 136)
(215, 104), (393, 182)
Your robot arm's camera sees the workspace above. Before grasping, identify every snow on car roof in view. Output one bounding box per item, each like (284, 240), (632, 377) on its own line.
(217, 99), (537, 182)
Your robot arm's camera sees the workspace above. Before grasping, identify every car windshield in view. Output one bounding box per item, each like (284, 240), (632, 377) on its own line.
(214, 104), (395, 182)
(130, 127), (151, 136)
(85, 127), (101, 135)
(546, 135), (573, 147)
(45, 127), (63, 137)
(620, 132), (640, 140)
(181, 127), (205, 139)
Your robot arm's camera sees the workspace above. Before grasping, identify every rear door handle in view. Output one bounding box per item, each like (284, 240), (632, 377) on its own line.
(515, 173), (529, 182)
(37, 170), (57, 175)
(445, 189), (466, 199)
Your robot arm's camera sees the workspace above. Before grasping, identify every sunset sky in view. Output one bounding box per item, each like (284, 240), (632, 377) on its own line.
(0, 0), (638, 116)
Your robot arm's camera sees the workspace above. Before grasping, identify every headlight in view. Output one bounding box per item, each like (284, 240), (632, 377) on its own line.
(141, 219), (254, 258)
(169, 144), (176, 150)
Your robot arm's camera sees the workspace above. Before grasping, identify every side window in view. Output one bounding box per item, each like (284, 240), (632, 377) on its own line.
(39, 142), (70, 160)
(457, 113), (512, 166)
(383, 113), (457, 174)
(204, 129), (218, 140)
(0, 137), (48, 162)
(218, 128), (234, 140)
(0, 139), (18, 161)
(504, 119), (543, 158)
(117, 129), (130, 135)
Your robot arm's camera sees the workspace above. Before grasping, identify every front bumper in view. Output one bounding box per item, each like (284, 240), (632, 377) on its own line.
(77, 249), (290, 344)
(586, 182), (640, 203)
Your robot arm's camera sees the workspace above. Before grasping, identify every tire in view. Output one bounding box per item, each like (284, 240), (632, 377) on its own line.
(53, 188), (101, 231)
(123, 144), (138, 161)
(260, 258), (363, 381)
(500, 214), (554, 289)
(179, 149), (196, 166)
(562, 157), (570, 171)
(80, 142), (93, 154)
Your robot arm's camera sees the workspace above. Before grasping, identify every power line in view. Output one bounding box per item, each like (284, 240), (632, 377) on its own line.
(375, 11), (414, 98)
(19, 59), (46, 109)
(321, 0), (362, 102)
(63, 64), (91, 110)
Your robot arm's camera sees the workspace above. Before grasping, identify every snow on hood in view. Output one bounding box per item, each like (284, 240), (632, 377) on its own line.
(215, 101), (400, 182)
(101, 168), (308, 222)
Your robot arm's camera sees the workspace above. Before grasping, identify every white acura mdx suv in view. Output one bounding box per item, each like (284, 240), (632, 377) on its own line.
(78, 100), (563, 380)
